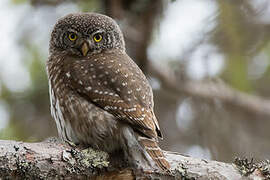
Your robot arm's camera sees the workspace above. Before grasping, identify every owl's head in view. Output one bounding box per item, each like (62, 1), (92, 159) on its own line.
(49, 13), (125, 56)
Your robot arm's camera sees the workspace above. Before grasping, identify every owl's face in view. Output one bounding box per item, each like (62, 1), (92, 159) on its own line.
(49, 13), (125, 57)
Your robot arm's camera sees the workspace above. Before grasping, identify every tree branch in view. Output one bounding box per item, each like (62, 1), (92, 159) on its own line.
(0, 139), (266, 179)
(150, 63), (270, 118)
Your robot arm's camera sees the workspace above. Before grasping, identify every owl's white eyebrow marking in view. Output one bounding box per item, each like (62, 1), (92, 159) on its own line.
(66, 72), (71, 78)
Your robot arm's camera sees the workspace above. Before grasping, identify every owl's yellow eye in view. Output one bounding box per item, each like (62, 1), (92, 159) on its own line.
(93, 34), (102, 42)
(68, 33), (77, 41)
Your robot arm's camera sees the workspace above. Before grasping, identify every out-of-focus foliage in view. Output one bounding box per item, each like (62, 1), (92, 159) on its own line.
(1, 0), (270, 162)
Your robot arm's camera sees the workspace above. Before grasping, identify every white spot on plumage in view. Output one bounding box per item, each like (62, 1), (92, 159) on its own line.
(86, 86), (92, 91)
(116, 88), (121, 92)
(78, 80), (83, 85)
(104, 81), (108, 85)
(127, 90), (132, 94)
(94, 90), (99, 93)
(92, 75), (96, 78)
(66, 72), (71, 78)
(111, 78), (116, 83)
(105, 71), (109, 75)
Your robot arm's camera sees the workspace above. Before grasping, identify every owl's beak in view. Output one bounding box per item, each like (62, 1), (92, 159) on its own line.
(81, 42), (89, 56)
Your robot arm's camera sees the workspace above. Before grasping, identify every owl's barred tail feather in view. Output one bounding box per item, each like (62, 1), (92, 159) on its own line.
(138, 136), (170, 171)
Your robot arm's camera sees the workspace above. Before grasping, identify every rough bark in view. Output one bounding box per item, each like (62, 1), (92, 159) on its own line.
(0, 138), (267, 179)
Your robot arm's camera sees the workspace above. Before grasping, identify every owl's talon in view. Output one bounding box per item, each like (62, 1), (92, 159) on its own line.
(65, 140), (76, 147)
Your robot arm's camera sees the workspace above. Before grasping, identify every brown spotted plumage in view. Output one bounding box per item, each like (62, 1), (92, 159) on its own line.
(47, 12), (170, 171)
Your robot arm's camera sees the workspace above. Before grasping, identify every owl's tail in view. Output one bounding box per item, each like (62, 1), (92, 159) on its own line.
(138, 136), (170, 171)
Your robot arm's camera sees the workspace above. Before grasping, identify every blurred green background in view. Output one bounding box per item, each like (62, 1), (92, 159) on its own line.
(1, 0), (270, 163)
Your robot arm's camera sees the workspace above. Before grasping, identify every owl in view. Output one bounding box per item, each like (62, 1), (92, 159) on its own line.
(47, 12), (170, 171)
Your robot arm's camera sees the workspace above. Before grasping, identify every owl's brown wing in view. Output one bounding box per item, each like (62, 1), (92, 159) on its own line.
(64, 50), (161, 139)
